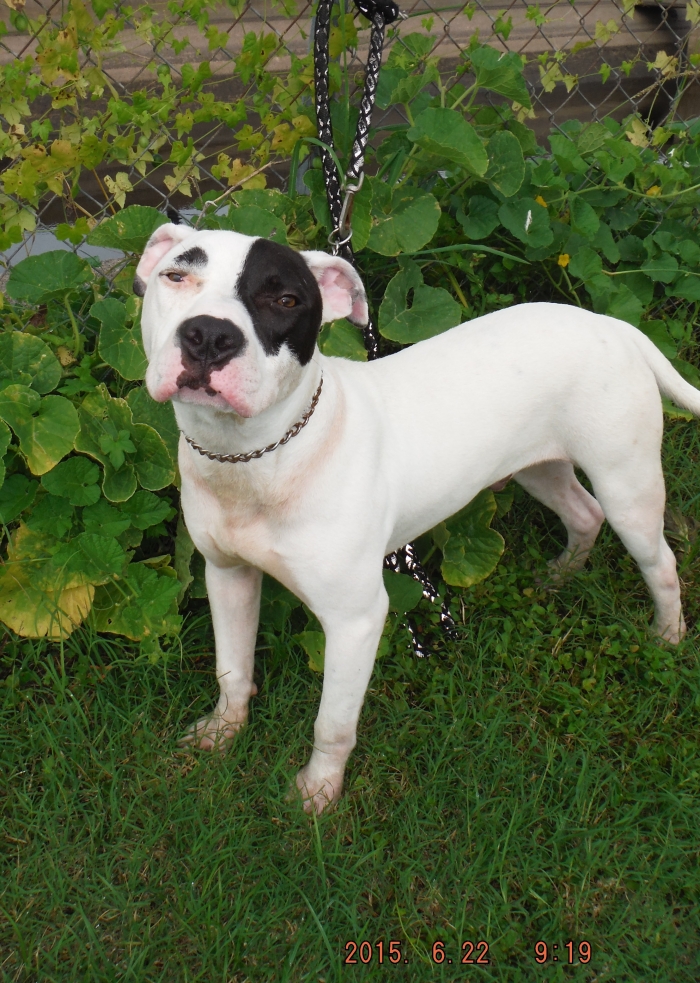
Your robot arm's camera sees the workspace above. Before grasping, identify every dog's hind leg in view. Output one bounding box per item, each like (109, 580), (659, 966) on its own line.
(514, 460), (605, 575)
(586, 462), (685, 644)
(178, 563), (262, 751)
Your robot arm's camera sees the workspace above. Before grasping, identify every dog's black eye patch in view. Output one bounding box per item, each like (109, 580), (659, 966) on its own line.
(237, 239), (322, 366)
(173, 245), (208, 267)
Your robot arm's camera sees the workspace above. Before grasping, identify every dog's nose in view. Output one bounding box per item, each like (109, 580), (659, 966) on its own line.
(177, 315), (247, 366)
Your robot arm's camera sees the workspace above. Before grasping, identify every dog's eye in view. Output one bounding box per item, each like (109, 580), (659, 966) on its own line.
(277, 295), (297, 308)
(165, 272), (185, 283)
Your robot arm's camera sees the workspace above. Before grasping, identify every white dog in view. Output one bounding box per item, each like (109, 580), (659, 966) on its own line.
(136, 224), (699, 814)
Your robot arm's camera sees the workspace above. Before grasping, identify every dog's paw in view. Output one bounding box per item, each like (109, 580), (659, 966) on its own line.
(290, 766), (343, 815)
(654, 617), (686, 646)
(537, 552), (587, 587)
(177, 712), (246, 752)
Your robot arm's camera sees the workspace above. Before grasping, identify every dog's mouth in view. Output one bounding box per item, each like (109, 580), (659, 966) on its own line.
(174, 385), (236, 412)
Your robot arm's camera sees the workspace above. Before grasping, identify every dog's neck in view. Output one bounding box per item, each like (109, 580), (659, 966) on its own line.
(172, 357), (324, 460)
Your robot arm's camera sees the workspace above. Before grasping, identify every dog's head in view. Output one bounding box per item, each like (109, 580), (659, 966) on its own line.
(136, 226), (368, 416)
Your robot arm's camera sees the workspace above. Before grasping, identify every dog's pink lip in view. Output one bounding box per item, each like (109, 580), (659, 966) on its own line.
(148, 380), (179, 402)
(174, 386), (253, 416)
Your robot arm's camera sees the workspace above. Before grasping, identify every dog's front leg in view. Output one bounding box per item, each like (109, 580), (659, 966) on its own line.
(295, 587), (389, 815)
(179, 562), (262, 751)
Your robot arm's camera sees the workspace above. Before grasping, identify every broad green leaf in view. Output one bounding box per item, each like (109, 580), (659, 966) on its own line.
(348, 177), (373, 253)
(76, 386), (136, 494)
(259, 574), (300, 631)
(380, 284), (462, 343)
(87, 205), (169, 253)
(0, 386), (80, 475)
(569, 196), (600, 237)
(50, 532), (126, 588)
(91, 562), (182, 639)
(376, 65), (408, 109)
(379, 259), (462, 343)
(486, 131), (524, 197)
(368, 188), (441, 256)
(6, 251), (92, 304)
(470, 46), (531, 108)
(568, 246), (603, 281)
(549, 133), (584, 168)
(41, 455), (101, 505)
(174, 516), (195, 603)
(0, 419), (10, 490)
(232, 189), (295, 222)
(390, 65), (440, 106)
(641, 254), (678, 283)
(320, 319), (367, 361)
(25, 493), (74, 538)
(673, 356), (700, 389)
(303, 169), (332, 232)
(0, 474), (38, 524)
(408, 108), (488, 177)
(76, 385), (174, 498)
(222, 204), (288, 244)
(378, 259), (422, 327)
(295, 630), (325, 673)
(82, 499), (132, 538)
(601, 283), (644, 326)
(677, 240), (700, 265)
(591, 221), (620, 263)
(132, 424), (176, 490)
(103, 462), (137, 502)
(498, 198), (553, 249)
(119, 490), (171, 529)
(617, 235), (645, 262)
(670, 272), (700, 302)
(621, 272), (653, 306)
(576, 122), (612, 155)
(126, 386), (180, 465)
(638, 320), (677, 358)
(0, 333), (61, 394)
(457, 195), (500, 240)
(382, 569), (423, 615)
(92, 298), (147, 381)
(441, 490), (505, 588)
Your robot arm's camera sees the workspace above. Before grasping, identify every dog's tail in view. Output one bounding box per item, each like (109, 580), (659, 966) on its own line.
(628, 325), (700, 417)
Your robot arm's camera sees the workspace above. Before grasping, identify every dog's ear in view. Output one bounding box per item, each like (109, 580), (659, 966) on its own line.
(300, 251), (369, 327)
(134, 223), (193, 296)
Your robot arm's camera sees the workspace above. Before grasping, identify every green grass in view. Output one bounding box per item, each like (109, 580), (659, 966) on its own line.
(2, 420), (700, 982)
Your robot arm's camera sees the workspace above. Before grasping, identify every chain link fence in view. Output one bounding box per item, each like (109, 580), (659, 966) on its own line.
(0, 1), (698, 264)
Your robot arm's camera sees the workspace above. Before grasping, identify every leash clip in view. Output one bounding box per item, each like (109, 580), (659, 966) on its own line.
(328, 174), (364, 255)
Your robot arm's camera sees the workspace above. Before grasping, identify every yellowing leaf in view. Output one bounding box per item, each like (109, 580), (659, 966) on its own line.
(625, 118), (649, 148)
(0, 565), (93, 639)
(594, 19), (619, 43)
(649, 50), (678, 78)
(104, 172), (133, 208)
(295, 630), (325, 673)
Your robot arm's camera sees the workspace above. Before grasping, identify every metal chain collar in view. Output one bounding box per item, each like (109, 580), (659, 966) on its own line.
(182, 375), (324, 464)
(314, 0), (456, 653)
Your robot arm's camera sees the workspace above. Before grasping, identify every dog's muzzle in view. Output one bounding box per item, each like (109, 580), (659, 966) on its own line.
(176, 315), (247, 389)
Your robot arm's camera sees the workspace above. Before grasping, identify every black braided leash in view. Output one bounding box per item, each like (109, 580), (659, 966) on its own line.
(313, 0), (456, 655)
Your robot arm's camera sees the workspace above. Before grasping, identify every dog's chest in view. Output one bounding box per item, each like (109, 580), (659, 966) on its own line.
(179, 447), (298, 574)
